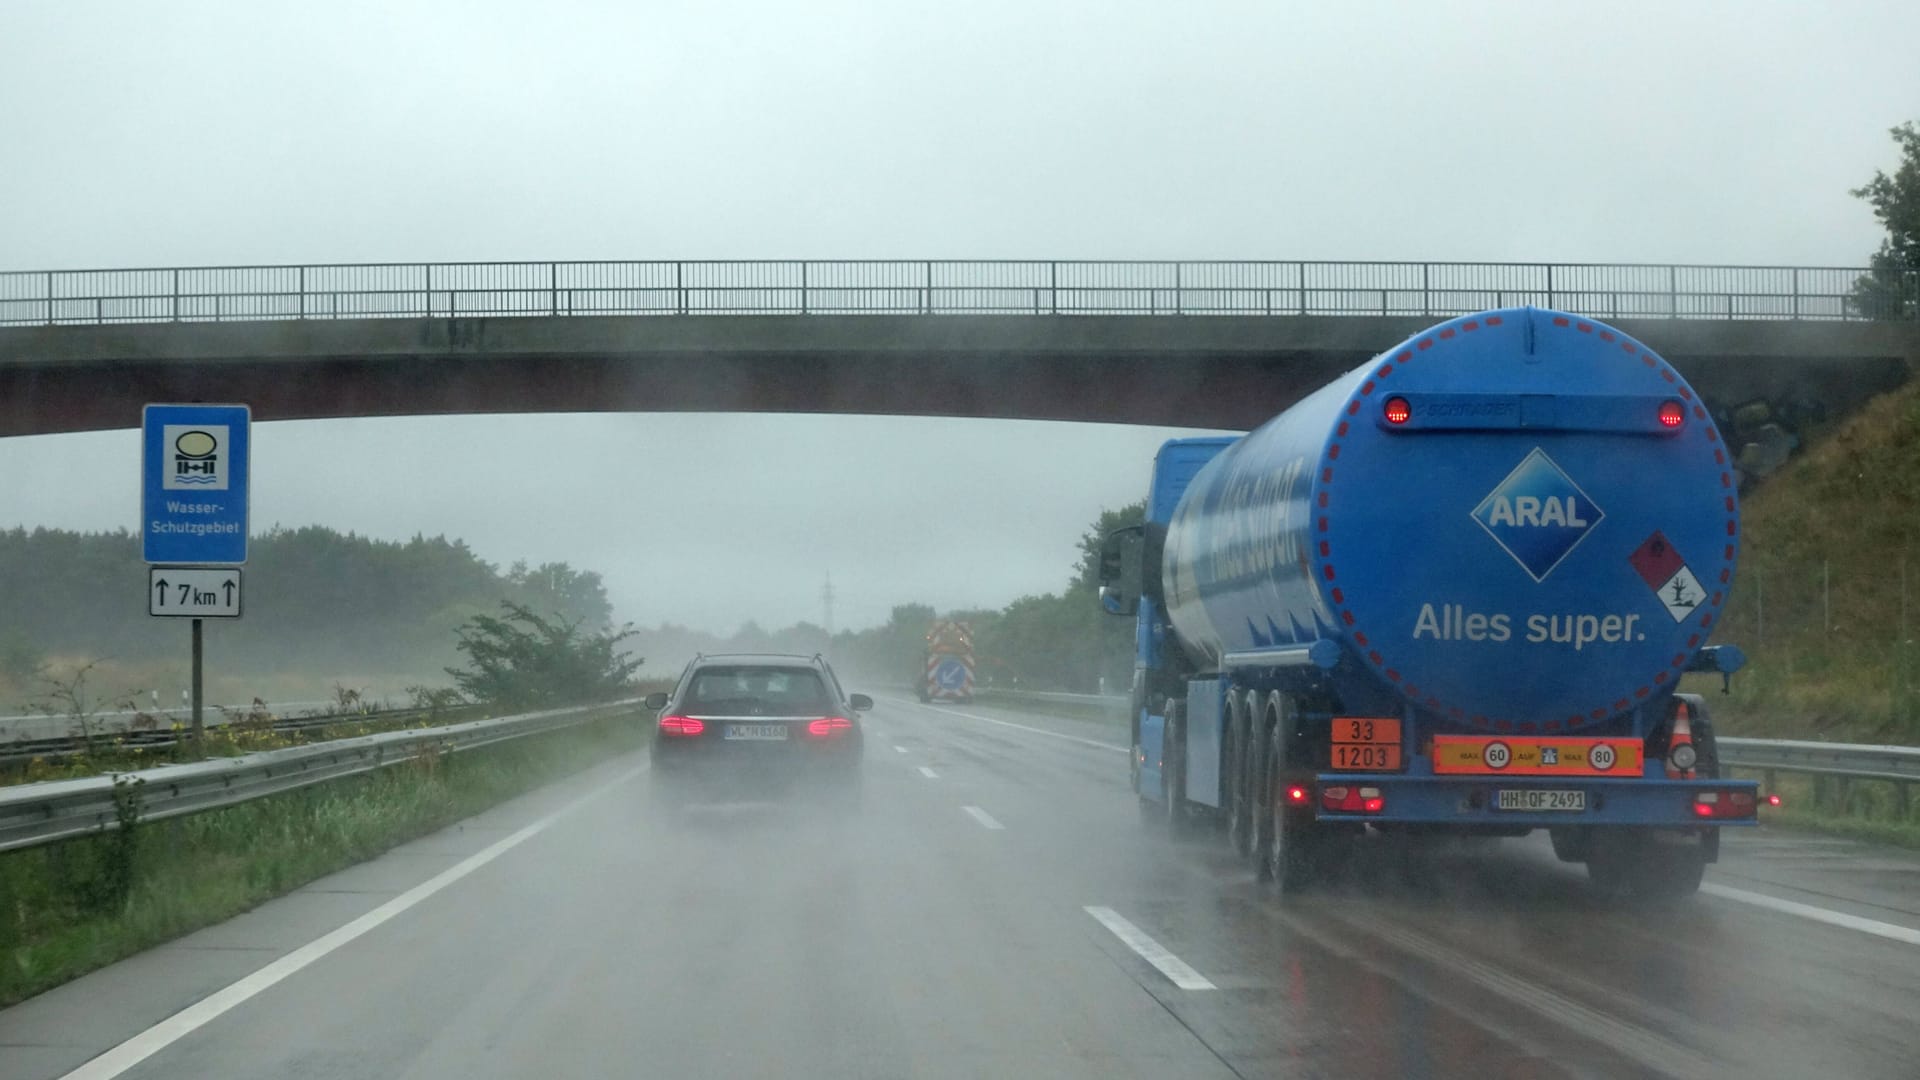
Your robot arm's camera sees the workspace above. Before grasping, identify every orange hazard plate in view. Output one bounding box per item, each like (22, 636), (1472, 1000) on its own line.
(1431, 736), (1641, 777)
(1330, 717), (1402, 771)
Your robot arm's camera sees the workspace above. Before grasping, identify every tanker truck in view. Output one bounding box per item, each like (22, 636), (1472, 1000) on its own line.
(1097, 306), (1757, 901)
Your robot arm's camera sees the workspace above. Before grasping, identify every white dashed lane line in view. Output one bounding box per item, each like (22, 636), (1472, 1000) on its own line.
(918, 766), (939, 779)
(962, 805), (1004, 830)
(1083, 906), (1216, 991)
(1704, 882), (1920, 947)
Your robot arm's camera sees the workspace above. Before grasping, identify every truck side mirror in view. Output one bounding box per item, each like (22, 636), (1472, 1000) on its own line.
(1098, 525), (1146, 617)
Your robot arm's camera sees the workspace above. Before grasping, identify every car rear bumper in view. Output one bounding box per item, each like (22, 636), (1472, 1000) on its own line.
(651, 739), (862, 793)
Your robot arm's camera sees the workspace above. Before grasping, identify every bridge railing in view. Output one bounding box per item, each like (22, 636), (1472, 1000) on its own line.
(1, 261), (1915, 326)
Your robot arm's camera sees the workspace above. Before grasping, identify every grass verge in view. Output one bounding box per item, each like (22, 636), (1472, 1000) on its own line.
(1729, 768), (1920, 851)
(0, 712), (646, 1008)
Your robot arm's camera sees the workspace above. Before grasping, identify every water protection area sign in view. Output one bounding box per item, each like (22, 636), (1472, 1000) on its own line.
(142, 404), (250, 564)
(149, 567), (242, 618)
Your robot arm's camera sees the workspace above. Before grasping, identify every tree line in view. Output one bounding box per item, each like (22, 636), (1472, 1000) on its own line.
(0, 525), (612, 688)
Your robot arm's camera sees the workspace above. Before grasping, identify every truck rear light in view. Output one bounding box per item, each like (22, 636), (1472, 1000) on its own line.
(1693, 789), (1757, 819)
(1658, 400), (1685, 428)
(1383, 397), (1411, 425)
(806, 716), (853, 737)
(1318, 785), (1385, 813)
(1766, 793), (1783, 807)
(658, 716), (705, 737)
(1286, 785), (1311, 806)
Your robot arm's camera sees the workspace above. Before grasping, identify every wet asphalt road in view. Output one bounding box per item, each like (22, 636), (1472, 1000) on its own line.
(4, 697), (1920, 1079)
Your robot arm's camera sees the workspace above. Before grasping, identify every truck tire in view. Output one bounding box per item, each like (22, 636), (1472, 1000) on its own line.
(1587, 830), (1706, 903)
(1549, 826), (1594, 863)
(1225, 693), (1256, 856)
(1246, 692), (1275, 875)
(1263, 718), (1318, 893)
(1163, 697), (1196, 840)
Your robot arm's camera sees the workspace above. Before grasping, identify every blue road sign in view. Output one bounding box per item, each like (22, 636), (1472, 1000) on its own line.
(142, 404), (250, 565)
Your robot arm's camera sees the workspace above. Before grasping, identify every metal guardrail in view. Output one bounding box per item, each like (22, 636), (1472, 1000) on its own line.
(2, 260), (1914, 326)
(0, 698), (643, 853)
(0, 703), (472, 768)
(975, 688), (1124, 710)
(1, 699), (363, 742)
(1718, 737), (1920, 787)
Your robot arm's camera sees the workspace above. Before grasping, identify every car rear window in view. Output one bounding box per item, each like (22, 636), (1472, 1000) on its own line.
(681, 666), (833, 715)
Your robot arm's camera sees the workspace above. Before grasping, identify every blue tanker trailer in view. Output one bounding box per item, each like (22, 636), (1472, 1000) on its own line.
(1098, 306), (1757, 899)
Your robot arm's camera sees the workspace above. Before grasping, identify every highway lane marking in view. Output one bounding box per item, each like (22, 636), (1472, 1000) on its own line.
(962, 805), (1005, 830)
(885, 696), (1128, 754)
(1083, 906), (1217, 991)
(1303, 908), (1725, 1079)
(1704, 882), (1920, 946)
(57, 762), (650, 1080)
(893, 745), (909, 753)
(918, 765), (940, 779)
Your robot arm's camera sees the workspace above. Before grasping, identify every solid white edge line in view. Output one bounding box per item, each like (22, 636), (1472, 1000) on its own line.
(58, 763), (649, 1080)
(962, 805), (1005, 830)
(1703, 882), (1920, 946)
(918, 765), (939, 779)
(885, 696), (1128, 753)
(1083, 905), (1216, 991)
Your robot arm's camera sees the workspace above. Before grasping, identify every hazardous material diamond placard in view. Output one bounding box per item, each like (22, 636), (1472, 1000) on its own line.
(1629, 532), (1703, 622)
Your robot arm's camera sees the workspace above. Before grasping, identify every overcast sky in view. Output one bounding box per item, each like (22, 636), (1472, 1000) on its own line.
(1, 1), (1916, 631)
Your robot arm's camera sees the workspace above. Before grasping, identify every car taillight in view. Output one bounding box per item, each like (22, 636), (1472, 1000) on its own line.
(1659, 400), (1685, 428)
(1693, 789), (1757, 819)
(807, 717), (853, 737)
(658, 716), (705, 737)
(1320, 785), (1386, 814)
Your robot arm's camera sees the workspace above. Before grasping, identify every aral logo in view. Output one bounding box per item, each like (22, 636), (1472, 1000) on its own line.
(1471, 448), (1604, 582)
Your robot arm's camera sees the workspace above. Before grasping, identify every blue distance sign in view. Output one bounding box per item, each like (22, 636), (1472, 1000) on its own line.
(142, 404), (251, 565)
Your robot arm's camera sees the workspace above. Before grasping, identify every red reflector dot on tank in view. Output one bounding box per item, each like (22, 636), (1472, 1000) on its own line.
(1659, 400), (1685, 428)
(1383, 397), (1411, 425)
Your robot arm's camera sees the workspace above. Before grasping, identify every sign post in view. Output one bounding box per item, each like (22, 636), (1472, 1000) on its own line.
(143, 404), (250, 750)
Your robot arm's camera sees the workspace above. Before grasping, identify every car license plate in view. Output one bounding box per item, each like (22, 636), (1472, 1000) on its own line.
(1496, 789), (1585, 812)
(724, 724), (789, 741)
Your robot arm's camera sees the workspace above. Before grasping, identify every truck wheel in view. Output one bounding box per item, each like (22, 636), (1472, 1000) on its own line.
(1587, 830), (1706, 903)
(1225, 694), (1255, 856)
(1549, 826), (1594, 863)
(1246, 694), (1274, 875)
(1163, 698), (1195, 840)
(1263, 719), (1318, 893)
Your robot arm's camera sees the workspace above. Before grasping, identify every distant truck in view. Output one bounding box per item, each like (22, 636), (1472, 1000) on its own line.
(1098, 307), (1757, 901)
(917, 620), (976, 704)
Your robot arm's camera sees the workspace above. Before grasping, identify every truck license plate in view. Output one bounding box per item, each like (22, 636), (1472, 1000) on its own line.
(1496, 789), (1585, 812)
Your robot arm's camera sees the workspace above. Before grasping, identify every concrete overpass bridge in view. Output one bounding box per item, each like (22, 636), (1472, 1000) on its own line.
(1, 259), (1915, 438)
